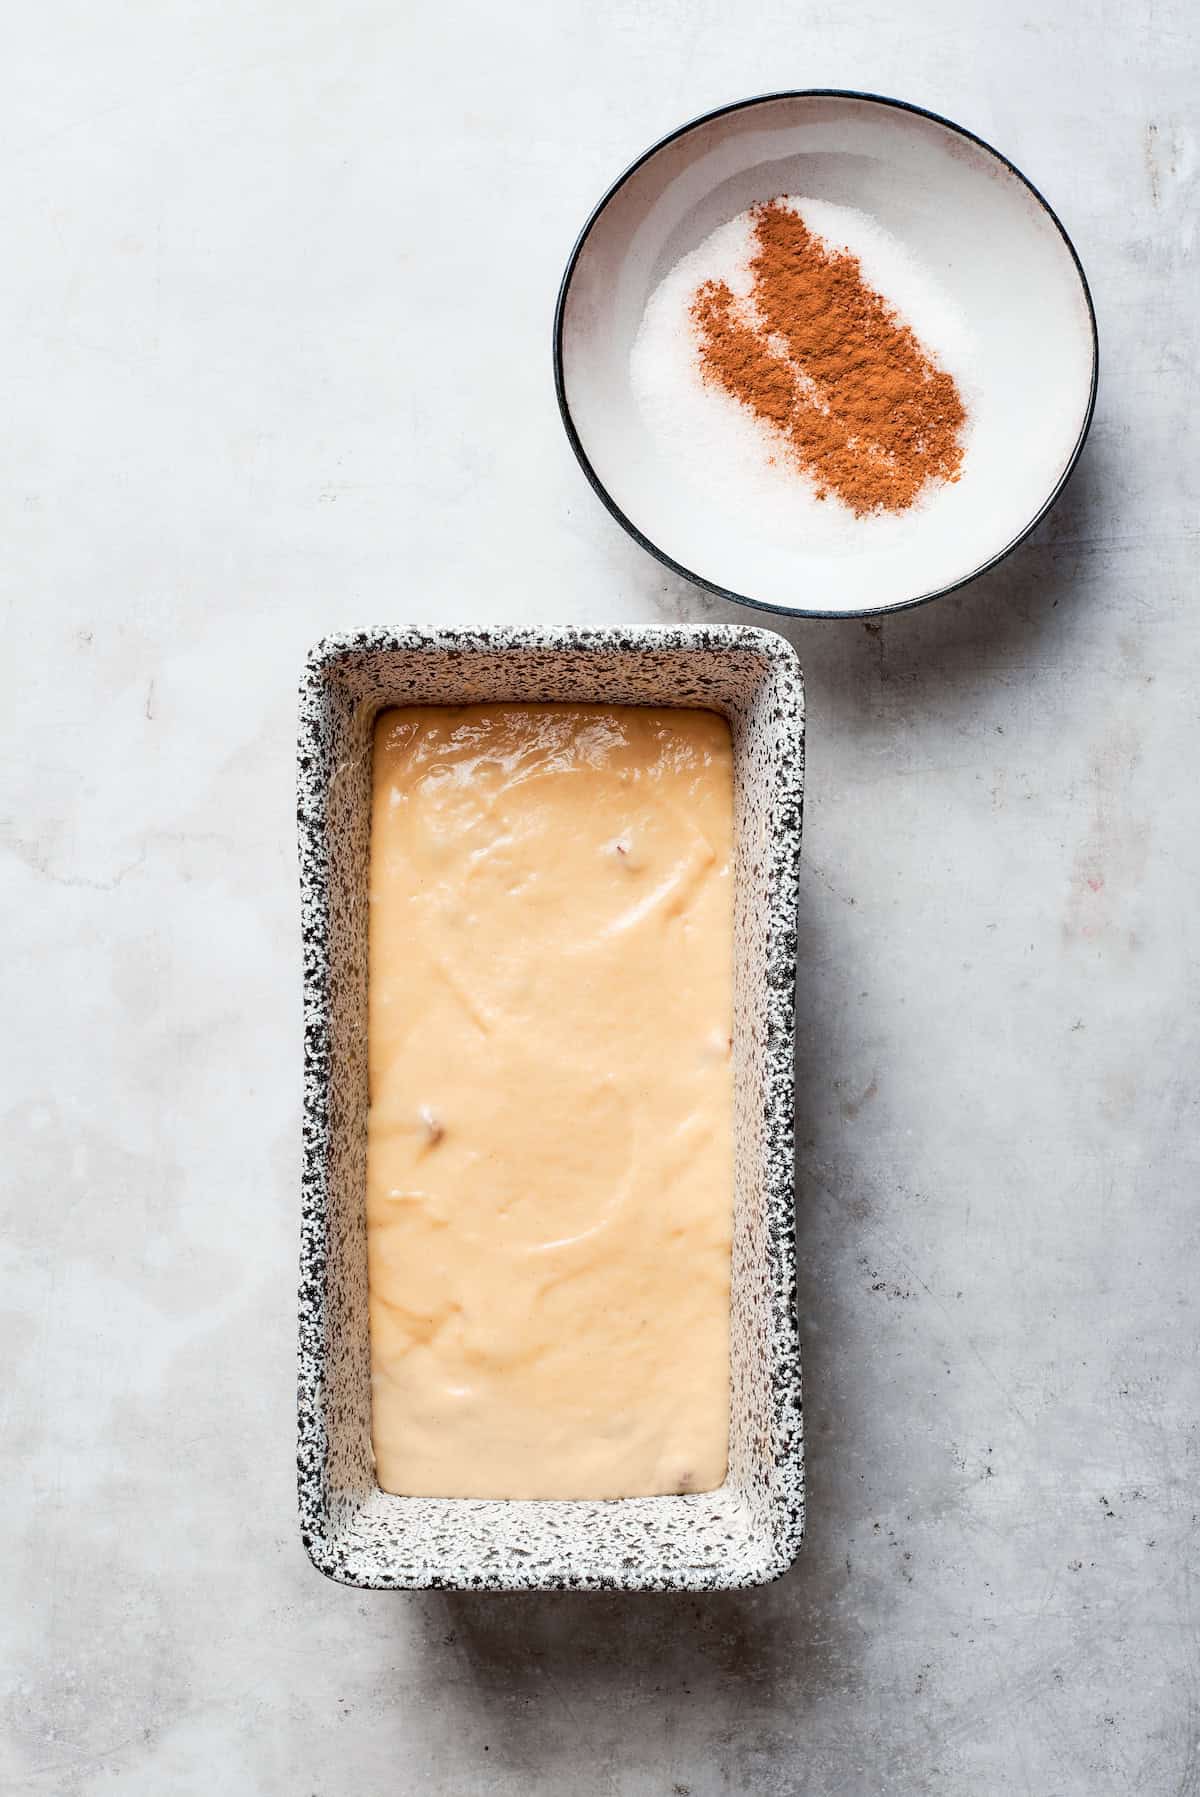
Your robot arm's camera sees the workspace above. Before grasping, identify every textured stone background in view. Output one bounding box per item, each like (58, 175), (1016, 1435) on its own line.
(2, 2), (1196, 1792)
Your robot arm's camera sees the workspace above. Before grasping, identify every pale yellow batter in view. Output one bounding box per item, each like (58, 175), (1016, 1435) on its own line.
(366, 704), (734, 1499)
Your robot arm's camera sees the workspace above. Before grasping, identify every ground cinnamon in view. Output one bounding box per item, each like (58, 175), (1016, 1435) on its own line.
(691, 201), (966, 515)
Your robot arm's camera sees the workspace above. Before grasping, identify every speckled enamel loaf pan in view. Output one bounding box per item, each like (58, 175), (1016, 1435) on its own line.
(297, 626), (804, 1590)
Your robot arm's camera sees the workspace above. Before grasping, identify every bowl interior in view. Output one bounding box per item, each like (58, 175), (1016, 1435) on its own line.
(559, 94), (1096, 617)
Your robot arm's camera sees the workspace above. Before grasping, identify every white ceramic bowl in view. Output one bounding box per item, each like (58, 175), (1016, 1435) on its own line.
(555, 91), (1098, 619)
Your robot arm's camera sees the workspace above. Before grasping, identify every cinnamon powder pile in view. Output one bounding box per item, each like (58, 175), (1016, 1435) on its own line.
(691, 201), (966, 515)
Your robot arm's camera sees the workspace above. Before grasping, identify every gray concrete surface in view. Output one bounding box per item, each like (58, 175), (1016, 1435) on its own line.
(2, 3), (1197, 1792)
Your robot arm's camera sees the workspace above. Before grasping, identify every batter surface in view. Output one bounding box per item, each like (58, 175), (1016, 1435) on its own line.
(367, 703), (734, 1499)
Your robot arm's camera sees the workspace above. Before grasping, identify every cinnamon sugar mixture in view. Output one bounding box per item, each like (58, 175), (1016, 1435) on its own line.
(691, 200), (967, 515)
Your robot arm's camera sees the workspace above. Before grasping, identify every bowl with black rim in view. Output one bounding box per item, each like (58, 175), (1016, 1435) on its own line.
(554, 91), (1097, 620)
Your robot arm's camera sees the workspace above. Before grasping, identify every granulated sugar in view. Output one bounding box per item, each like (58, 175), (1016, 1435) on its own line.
(630, 198), (979, 553)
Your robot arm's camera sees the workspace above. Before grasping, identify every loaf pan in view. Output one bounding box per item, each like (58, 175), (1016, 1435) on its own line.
(296, 625), (804, 1589)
